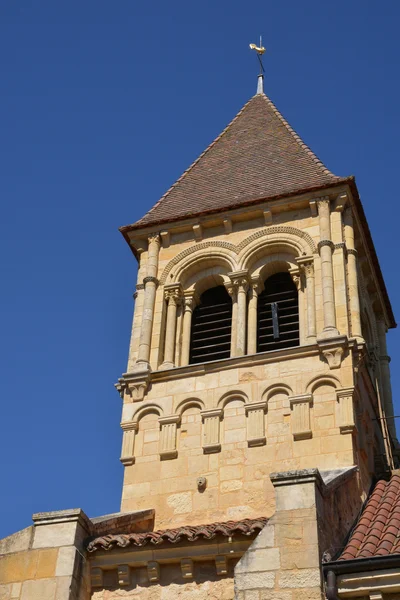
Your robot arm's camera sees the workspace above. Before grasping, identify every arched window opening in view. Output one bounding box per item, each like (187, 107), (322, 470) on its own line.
(257, 272), (299, 352)
(190, 286), (232, 364)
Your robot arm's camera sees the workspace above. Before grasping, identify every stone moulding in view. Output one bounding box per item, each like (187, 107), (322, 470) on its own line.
(158, 225), (317, 285)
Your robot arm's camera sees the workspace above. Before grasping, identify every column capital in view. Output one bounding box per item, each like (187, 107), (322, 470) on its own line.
(316, 196), (331, 211)
(201, 408), (223, 421)
(143, 275), (159, 286)
(318, 239), (335, 252)
(164, 283), (183, 304)
(183, 290), (198, 309)
(249, 275), (262, 293)
(148, 233), (161, 246)
(228, 270), (250, 292)
(289, 267), (302, 291)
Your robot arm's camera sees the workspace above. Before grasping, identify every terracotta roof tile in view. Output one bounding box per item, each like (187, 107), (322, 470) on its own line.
(86, 516), (267, 553)
(340, 474), (400, 560)
(127, 93), (340, 231)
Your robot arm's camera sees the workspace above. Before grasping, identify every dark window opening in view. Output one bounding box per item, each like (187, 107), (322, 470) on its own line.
(189, 286), (232, 364)
(257, 272), (299, 353)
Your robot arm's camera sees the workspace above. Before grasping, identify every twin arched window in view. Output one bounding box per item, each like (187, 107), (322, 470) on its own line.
(189, 272), (299, 364)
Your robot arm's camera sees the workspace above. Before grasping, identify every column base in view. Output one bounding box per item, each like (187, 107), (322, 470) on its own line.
(317, 327), (340, 340)
(160, 361), (175, 370)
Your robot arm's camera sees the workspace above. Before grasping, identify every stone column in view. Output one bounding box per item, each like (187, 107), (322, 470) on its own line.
(377, 318), (397, 442)
(247, 278), (261, 355)
(317, 198), (339, 338)
(159, 415), (180, 459)
(343, 207), (363, 341)
(201, 408), (222, 453)
(298, 258), (316, 340)
(161, 284), (182, 369)
(120, 422), (139, 466)
(225, 282), (238, 357)
(229, 270), (249, 357)
(135, 233), (161, 371)
(181, 292), (197, 366)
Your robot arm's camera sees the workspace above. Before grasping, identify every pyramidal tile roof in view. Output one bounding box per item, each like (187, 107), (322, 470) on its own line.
(129, 92), (343, 230)
(339, 474), (400, 560)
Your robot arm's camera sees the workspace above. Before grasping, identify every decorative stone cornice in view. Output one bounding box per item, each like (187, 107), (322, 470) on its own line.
(347, 248), (358, 257)
(136, 283), (145, 290)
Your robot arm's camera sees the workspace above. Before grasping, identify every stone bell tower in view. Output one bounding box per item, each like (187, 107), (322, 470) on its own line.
(116, 74), (397, 533)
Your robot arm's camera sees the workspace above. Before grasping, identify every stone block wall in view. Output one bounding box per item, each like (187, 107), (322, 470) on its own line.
(0, 509), (91, 600)
(233, 468), (362, 600)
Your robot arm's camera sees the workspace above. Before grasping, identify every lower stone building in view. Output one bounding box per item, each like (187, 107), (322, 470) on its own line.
(1, 74), (399, 599)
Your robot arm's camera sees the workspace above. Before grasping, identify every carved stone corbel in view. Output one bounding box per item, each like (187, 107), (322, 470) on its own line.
(117, 370), (151, 402)
(215, 555), (228, 575)
(317, 335), (348, 369)
(91, 567), (103, 588)
(147, 561), (160, 582)
(118, 564), (130, 586)
(181, 558), (194, 579)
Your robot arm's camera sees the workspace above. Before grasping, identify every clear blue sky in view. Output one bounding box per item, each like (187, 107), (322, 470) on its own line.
(1, 1), (399, 539)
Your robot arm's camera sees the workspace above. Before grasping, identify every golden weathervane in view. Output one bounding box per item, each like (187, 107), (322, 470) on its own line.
(249, 36), (266, 74)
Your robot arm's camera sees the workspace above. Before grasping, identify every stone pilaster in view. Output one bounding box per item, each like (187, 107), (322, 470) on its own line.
(120, 422), (139, 465)
(201, 408), (222, 453)
(336, 387), (355, 434)
(159, 415), (180, 459)
(245, 401), (267, 446)
(290, 393), (313, 440)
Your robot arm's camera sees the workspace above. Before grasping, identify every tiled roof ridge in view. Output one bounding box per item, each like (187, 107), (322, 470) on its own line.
(340, 474), (400, 561)
(134, 92), (337, 228)
(86, 516), (268, 553)
(257, 93), (338, 180)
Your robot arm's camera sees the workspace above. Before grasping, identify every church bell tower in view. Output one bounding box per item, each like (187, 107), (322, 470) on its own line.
(116, 74), (397, 534)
